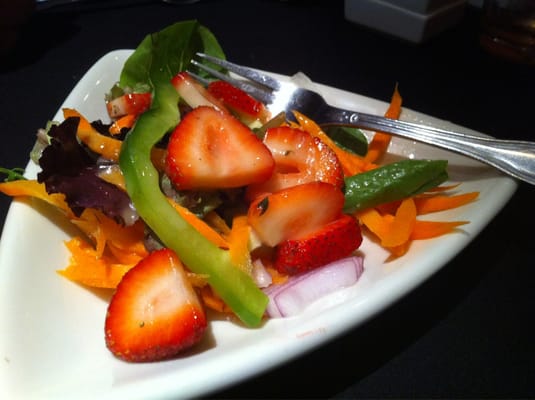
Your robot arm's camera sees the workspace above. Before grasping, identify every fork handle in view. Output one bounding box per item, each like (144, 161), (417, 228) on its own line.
(322, 107), (535, 185)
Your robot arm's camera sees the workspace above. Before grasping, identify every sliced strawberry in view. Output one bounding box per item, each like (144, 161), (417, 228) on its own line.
(105, 248), (207, 362)
(166, 106), (275, 190)
(246, 126), (344, 201)
(106, 92), (152, 118)
(207, 80), (271, 124)
(171, 72), (227, 111)
(247, 181), (344, 247)
(274, 214), (362, 275)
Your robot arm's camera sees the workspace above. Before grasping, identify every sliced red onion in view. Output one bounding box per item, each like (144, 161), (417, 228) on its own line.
(263, 256), (364, 318)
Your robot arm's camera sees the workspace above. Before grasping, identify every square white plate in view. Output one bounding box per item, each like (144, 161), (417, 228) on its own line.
(0, 49), (516, 399)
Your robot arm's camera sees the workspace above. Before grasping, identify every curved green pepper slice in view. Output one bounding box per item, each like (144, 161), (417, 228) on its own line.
(119, 21), (268, 327)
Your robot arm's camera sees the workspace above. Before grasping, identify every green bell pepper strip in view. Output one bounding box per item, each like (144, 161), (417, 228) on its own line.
(343, 159), (449, 213)
(119, 21), (268, 327)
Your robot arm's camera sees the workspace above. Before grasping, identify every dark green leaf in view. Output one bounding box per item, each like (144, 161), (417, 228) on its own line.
(323, 125), (368, 156)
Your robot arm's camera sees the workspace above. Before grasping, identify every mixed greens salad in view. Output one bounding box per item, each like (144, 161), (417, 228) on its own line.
(0, 20), (478, 362)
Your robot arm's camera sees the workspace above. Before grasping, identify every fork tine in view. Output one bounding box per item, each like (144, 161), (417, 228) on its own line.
(190, 59), (275, 105)
(186, 69), (210, 86)
(195, 53), (281, 91)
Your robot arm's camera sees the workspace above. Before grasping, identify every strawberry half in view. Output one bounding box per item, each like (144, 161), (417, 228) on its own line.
(105, 248), (207, 362)
(247, 181), (345, 247)
(106, 92), (152, 119)
(165, 106), (275, 190)
(207, 80), (271, 124)
(246, 126), (344, 201)
(274, 214), (363, 275)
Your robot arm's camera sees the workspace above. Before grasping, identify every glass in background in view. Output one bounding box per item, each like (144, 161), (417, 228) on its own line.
(479, 0), (535, 64)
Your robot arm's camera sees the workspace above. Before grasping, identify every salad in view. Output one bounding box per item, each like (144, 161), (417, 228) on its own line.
(0, 20), (478, 363)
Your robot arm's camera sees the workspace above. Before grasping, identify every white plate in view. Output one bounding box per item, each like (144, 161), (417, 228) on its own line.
(0, 50), (517, 400)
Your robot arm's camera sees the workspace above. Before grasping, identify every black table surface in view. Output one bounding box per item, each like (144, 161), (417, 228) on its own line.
(1, 1), (534, 398)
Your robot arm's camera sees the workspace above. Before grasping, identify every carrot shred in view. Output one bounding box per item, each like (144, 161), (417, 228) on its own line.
(72, 208), (148, 258)
(58, 237), (134, 289)
(186, 271), (210, 288)
(385, 197), (417, 247)
(97, 164), (126, 191)
(357, 198), (417, 248)
(387, 240), (412, 258)
(414, 192), (479, 214)
(109, 114), (137, 135)
(0, 179), (73, 216)
(203, 210), (232, 238)
(410, 220), (469, 240)
(292, 110), (377, 176)
(106, 241), (146, 265)
(58, 209), (149, 288)
(200, 285), (232, 313)
(167, 199), (229, 249)
(266, 266), (289, 285)
(364, 84), (402, 163)
(357, 208), (391, 241)
(63, 108), (122, 161)
(228, 214), (253, 275)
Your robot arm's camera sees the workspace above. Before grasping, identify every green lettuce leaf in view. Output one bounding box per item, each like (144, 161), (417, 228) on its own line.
(119, 20), (225, 91)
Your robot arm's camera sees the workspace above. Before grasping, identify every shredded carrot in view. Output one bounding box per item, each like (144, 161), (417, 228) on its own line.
(385, 197), (417, 247)
(203, 210), (232, 237)
(71, 208), (147, 258)
(414, 192), (479, 215)
(228, 214), (253, 275)
(168, 199), (229, 249)
(186, 271), (210, 288)
(387, 240), (412, 258)
(200, 285), (233, 313)
(63, 108), (122, 161)
(357, 198), (416, 248)
(266, 266), (289, 285)
(58, 209), (149, 288)
(377, 190), (479, 216)
(106, 241), (146, 265)
(70, 213), (107, 257)
(357, 187), (476, 258)
(97, 164), (126, 191)
(0, 179), (73, 216)
(410, 220), (469, 240)
(109, 114), (137, 135)
(58, 237), (134, 288)
(364, 84), (402, 163)
(357, 208), (391, 241)
(292, 110), (377, 176)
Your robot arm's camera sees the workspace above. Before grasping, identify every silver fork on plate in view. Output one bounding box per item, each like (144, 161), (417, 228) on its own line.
(191, 53), (535, 186)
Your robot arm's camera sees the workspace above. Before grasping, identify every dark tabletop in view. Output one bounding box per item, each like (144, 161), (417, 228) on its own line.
(1, 1), (534, 398)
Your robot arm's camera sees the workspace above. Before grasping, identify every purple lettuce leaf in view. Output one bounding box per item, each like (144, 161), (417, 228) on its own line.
(37, 117), (138, 225)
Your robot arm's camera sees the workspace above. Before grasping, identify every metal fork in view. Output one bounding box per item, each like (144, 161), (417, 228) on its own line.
(191, 53), (535, 186)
